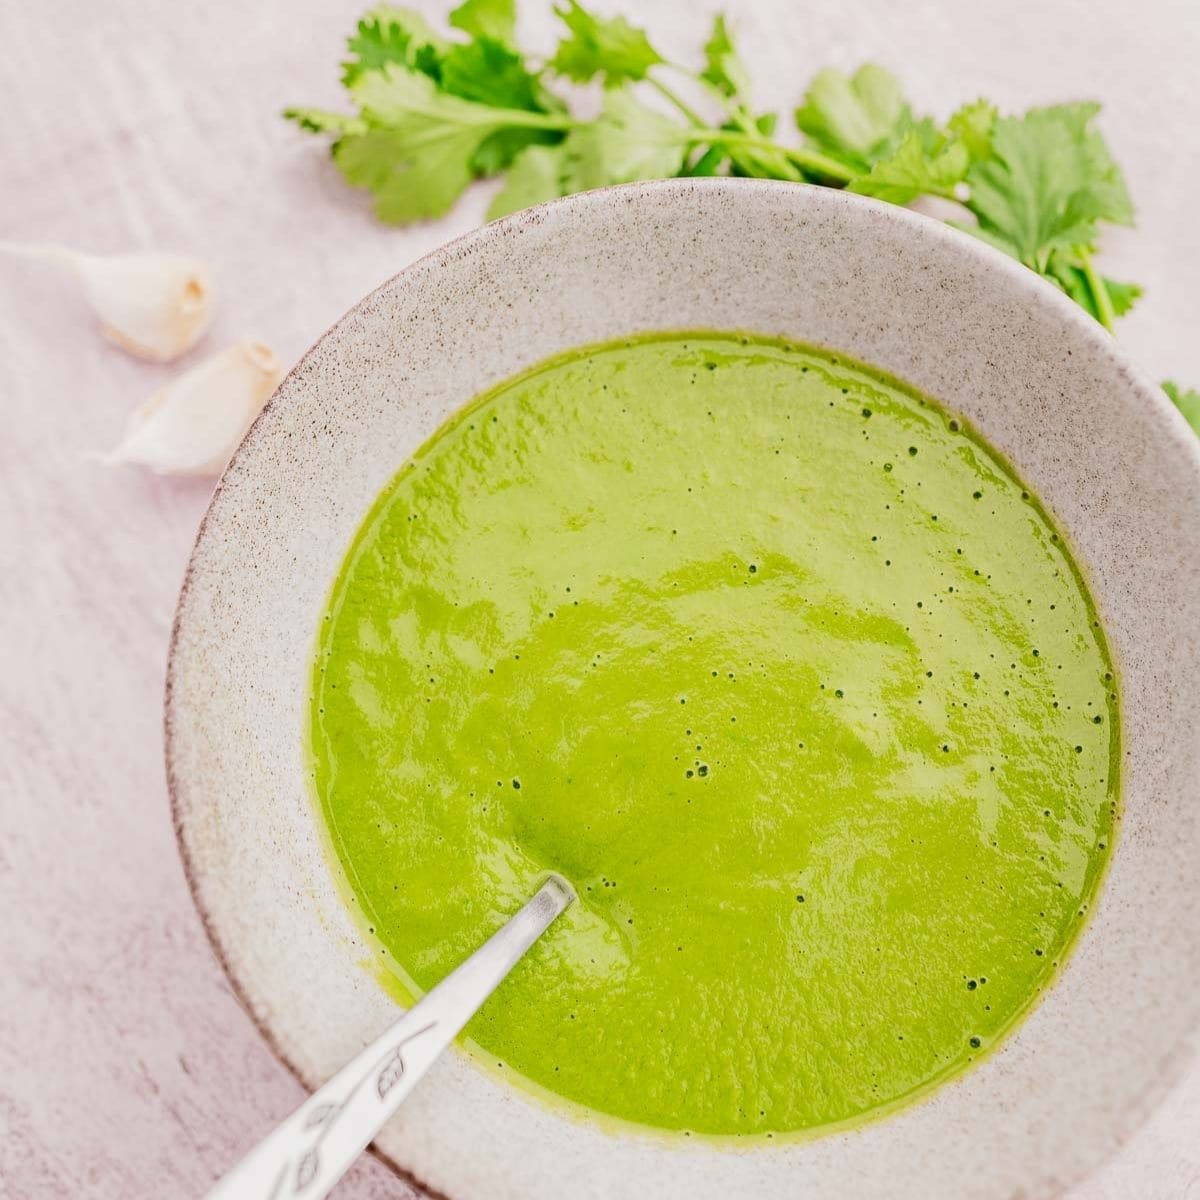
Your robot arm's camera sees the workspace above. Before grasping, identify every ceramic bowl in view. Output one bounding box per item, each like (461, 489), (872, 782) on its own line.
(167, 179), (1200, 1200)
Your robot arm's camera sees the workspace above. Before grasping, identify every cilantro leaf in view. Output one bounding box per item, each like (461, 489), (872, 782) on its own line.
(439, 37), (566, 173)
(966, 103), (1133, 271)
(561, 89), (689, 190)
(332, 128), (464, 221)
(439, 38), (548, 110)
(1164, 382), (1200, 436)
(1044, 252), (1142, 322)
(1102, 276), (1143, 317)
(283, 107), (367, 136)
(341, 6), (448, 87)
(723, 117), (800, 181)
(848, 132), (969, 204)
(488, 144), (567, 218)
(448, 0), (516, 43)
(947, 100), (996, 162)
(684, 144), (728, 176)
(350, 61), (516, 129)
(700, 15), (751, 105)
(335, 65), (560, 222)
(794, 65), (913, 170)
(551, 0), (663, 85)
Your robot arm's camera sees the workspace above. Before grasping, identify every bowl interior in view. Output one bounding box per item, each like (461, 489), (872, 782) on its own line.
(167, 179), (1200, 1200)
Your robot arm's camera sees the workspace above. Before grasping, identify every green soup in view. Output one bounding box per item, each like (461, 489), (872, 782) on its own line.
(309, 333), (1117, 1137)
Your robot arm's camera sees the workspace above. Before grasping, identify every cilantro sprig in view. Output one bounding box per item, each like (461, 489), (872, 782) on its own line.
(287, 2), (1196, 416)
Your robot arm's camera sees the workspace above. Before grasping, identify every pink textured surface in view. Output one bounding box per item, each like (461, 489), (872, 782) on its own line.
(0, 1), (1196, 1197)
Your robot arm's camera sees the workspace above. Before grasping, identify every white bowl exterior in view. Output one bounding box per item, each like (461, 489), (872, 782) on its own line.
(167, 180), (1200, 1200)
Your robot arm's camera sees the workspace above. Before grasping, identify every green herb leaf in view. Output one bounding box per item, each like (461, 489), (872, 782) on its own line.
(1163, 382), (1200, 436)
(848, 132), (968, 204)
(700, 15), (751, 105)
(341, 6), (449, 87)
(439, 37), (567, 173)
(683, 144), (728, 177)
(966, 104), (1133, 271)
(336, 65), (563, 222)
(448, 0), (516, 44)
(947, 100), (996, 163)
(488, 144), (567, 218)
(722, 128), (800, 180)
(439, 38), (552, 111)
(561, 89), (689, 190)
(282, 107), (368, 136)
(551, 0), (663, 85)
(1102, 277), (1144, 318)
(349, 61), (521, 129)
(331, 128), (459, 221)
(794, 65), (913, 170)
(1044, 252), (1142, 322)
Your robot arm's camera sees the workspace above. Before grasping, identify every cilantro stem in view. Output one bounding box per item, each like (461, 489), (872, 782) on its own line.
(647, 75), (707, 128)
(651, 71), (807, 183)
(688, 128), (854, 184)
(1078, 250), (1116, 333)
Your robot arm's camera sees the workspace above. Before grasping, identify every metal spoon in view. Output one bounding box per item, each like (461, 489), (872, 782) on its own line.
(205, 873), (575, 1200)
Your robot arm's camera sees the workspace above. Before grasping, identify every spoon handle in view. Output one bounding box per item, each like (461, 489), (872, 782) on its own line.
(205, 874), (575, 1200)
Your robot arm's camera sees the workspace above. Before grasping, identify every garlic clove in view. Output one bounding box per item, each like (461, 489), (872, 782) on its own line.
(103, 340), (285, 476)
(0, 241), (213, 362)
(79, 252), (213, 362)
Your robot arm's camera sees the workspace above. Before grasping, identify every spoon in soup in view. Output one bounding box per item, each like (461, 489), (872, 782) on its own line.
(204, 873), (575, 1200)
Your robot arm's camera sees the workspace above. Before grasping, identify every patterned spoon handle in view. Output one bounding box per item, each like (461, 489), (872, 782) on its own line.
(205, 874), (575, 1200)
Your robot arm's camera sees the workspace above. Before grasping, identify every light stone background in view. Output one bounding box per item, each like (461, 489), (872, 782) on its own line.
(0, 0), (1197, 1196)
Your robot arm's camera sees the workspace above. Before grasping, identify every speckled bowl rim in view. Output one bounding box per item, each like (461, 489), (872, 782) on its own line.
(166, 178), (1200, 1200)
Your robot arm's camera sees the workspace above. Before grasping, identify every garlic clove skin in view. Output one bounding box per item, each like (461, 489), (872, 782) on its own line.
(104, 340), (285, 476)
(0, 242), (213, 362)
